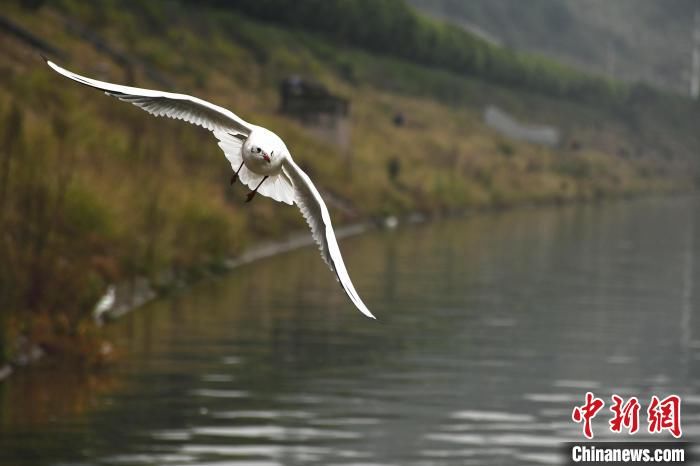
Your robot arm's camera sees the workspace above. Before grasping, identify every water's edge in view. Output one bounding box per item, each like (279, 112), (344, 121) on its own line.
(96, 221), (376, 323)
(2, 191), (693, 381)
(0, 219), (384, 382)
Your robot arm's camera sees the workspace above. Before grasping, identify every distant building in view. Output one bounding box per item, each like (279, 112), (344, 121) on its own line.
(483, 105), (559, 147)
(279, 76), (350, 150)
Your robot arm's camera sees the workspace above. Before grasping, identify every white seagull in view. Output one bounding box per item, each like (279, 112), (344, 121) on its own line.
(45, 59), (375, 319)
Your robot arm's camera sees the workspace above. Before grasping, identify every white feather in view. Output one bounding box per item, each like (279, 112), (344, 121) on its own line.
(257, 170), (295, 205)
(45, 59), (252, 136)
(283, 158), (375, 319)
(215, 130), (245, 162)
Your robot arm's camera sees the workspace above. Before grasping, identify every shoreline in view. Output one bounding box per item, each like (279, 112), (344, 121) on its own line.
(0, 221), (380, 382)
(1, 190), (695, 383)
(92, 189), (699, 325)
(95, 221), (376, 323)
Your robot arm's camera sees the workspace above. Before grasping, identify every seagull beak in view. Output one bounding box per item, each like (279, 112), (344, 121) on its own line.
(262, 154), (271, 163)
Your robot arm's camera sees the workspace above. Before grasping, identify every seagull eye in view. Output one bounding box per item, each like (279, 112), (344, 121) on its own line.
(256, 147), (261, 153)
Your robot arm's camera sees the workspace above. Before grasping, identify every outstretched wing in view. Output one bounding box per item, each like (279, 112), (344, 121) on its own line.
(45, 58), (252, 136)
(282, 157), (375, 319)
(46, 59), (297, 205)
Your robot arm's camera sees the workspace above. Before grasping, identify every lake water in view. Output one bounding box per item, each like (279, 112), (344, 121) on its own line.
(1, 196), (699, 465)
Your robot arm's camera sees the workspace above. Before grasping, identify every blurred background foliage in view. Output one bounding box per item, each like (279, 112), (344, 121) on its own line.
(0, 0), (697, 364)
(409, 0), (699, 95)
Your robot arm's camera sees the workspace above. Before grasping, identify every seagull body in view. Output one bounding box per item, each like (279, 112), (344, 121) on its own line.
(45, 59), (375, 319)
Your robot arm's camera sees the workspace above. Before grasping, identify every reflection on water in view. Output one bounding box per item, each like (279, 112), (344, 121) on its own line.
(0, 363), (120, 428)
(1, 196), (699, 465)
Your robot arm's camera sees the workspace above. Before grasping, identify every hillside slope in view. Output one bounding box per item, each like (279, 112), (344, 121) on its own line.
(408, 0), (698, 95)
(0, 0), (695, 362)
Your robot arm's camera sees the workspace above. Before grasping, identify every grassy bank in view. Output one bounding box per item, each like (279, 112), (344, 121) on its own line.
(0, 0), (696, 365)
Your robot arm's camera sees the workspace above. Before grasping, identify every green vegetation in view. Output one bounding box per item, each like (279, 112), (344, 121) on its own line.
(216, 0), (625, 104)
(0, 0), (696, 364)
(409, 0), (698, 95)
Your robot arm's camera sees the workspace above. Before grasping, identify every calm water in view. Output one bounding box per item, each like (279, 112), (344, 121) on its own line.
(1, 196), (699, 465)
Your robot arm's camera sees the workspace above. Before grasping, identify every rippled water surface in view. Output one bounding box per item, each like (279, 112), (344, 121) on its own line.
(1, 197), (699, 465)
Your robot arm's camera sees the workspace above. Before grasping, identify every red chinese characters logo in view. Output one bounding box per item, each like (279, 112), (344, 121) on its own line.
(572, 392), (605, 439)
(648, 395), (682, 438)
(609, 395), (640, 434)
(571, 393), (682, 439)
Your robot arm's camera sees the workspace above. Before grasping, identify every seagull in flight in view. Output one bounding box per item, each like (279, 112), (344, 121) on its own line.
(44, 58), (375, 319)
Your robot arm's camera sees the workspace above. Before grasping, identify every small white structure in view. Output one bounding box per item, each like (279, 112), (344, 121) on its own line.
(484, 105), (559, 147)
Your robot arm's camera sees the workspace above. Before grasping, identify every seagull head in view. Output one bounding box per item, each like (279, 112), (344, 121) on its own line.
(249, 145), (271, 163)
(243, 128), (288, 172)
